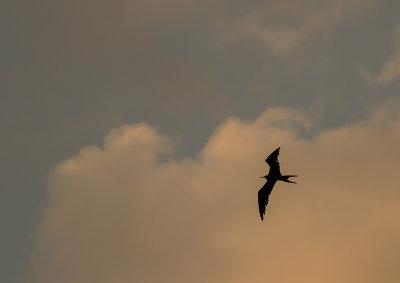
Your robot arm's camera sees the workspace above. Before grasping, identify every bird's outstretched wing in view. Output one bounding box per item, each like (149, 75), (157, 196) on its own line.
(258, 179), (277, 221)
(265, 147), (281, 176)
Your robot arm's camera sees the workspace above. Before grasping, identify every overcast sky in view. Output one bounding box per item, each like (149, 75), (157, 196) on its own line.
(2, 1), (400, 282)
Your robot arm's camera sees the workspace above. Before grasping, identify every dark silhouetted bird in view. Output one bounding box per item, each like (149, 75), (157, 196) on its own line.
(258, 147), (297, 220)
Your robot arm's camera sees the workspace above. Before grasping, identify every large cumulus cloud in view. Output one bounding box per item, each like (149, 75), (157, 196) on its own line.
(27, 106), (400, 283)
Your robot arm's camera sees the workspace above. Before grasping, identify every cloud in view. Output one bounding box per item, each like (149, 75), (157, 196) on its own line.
(222, 0), (368, 55)
(26, 106), (400, 283)
(360, 24), (400, 84)
(360, 50), (400, 84)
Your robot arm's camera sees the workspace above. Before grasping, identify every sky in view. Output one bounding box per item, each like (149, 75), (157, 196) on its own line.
(2, 0), (400, 282)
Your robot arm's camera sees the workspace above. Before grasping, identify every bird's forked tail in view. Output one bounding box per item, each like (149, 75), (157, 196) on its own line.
(282, 175), (297, 183)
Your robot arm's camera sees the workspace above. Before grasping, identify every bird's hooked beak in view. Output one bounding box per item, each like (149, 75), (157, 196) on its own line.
(260, 175), (267, 179)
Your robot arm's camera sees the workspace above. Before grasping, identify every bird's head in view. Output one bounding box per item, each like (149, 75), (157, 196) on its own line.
(260, 175), (268, 179)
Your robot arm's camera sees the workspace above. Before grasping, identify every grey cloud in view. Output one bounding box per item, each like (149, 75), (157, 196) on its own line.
(360, 50), (400, 84)
(218, 0), (372, 55)
(360, 24), (400, 84)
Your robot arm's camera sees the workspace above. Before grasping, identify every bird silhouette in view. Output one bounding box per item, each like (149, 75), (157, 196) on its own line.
(258, 147), (297, 220)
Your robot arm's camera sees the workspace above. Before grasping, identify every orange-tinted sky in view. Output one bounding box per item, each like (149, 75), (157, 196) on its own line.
(2, 1), (400, 282)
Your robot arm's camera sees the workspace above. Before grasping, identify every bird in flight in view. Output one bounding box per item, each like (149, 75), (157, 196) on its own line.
(258, 147), (297, 221)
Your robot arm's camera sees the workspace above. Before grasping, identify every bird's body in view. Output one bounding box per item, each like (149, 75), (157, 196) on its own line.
(258, 147), (297, 220)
